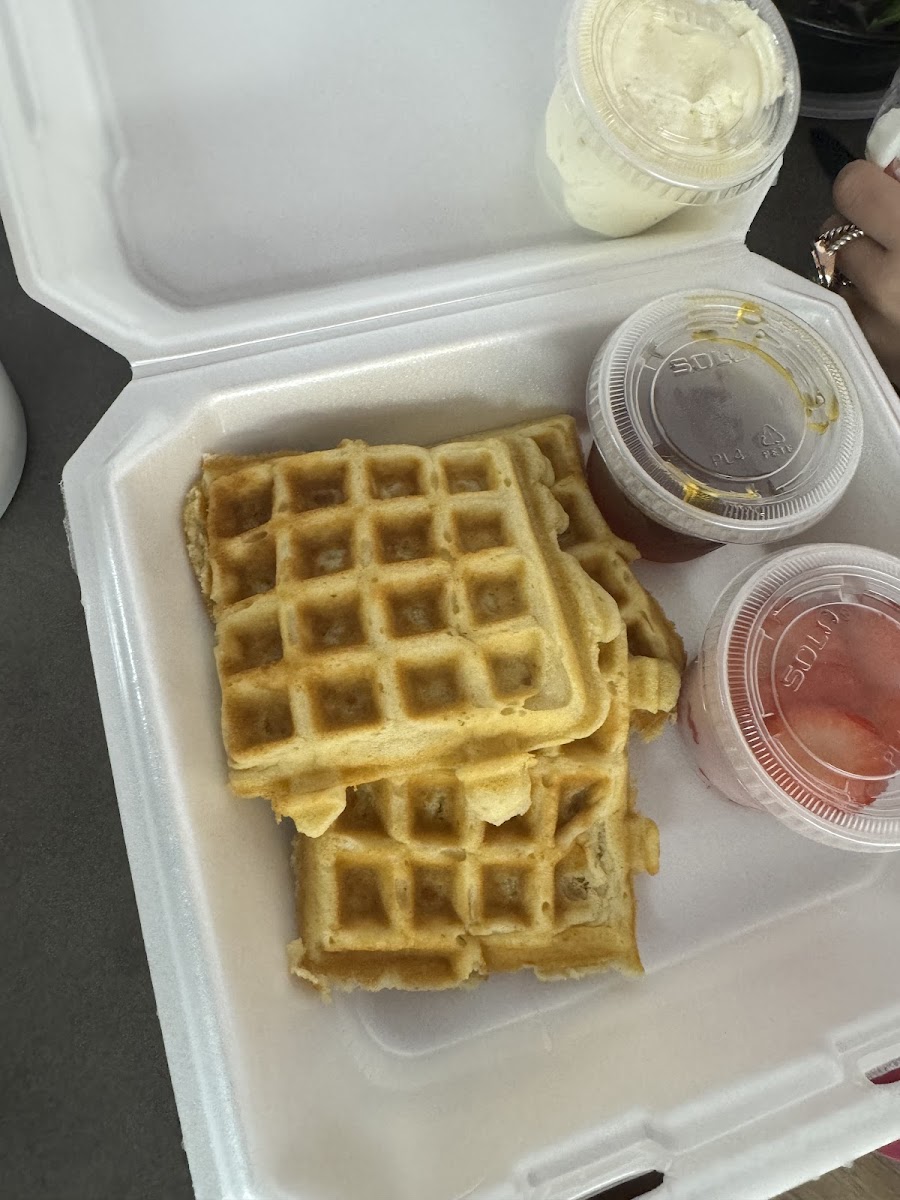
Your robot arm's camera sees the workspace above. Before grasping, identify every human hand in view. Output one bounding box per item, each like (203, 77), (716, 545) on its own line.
(823, 159), (900, 388)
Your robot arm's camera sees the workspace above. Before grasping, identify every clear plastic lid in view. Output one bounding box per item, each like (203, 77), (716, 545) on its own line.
(710, 545), (900, 850)
(558, 0), (800, 202)
(586, 290), (864, 545)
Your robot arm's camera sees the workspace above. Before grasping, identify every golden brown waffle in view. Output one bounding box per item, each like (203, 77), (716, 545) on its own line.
(185, 416), (682, 994)
(481, 776), (658, 979)
(472, 415), (685, 740)
(290, 618), (655, 995)
(185, 436), (623, 833)
(288, 741), (658, 997)
(286, 419), (679, 994)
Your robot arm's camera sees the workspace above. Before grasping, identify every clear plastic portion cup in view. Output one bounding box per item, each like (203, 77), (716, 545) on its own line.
(585, 291), (863, 560)
(680, 544), (900, 852)
(540, 0), (800, 236)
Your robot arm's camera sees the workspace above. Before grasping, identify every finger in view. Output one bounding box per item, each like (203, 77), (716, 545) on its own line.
(833, 160), (900, 251)
(841, 285), (868, 324)
(816, 210), (891, 310)
(835, 235), (890, 307)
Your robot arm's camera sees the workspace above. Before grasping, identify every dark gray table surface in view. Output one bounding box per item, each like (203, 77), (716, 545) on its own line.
(0, 117), (869, 1200)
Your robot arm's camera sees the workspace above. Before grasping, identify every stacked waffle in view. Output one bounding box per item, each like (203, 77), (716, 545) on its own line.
(184, 415), (684, 996)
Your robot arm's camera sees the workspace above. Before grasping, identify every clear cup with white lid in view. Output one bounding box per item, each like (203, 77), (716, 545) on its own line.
(680, 544), (900, 852)
(585, 290), (864, 563)
(541, 0), (800, 236)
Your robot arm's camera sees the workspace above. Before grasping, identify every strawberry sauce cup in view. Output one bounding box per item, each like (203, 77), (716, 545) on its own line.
(680, 544), (900, 851)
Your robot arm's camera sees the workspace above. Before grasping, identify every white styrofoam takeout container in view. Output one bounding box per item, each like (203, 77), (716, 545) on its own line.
(1, 3), (899, 1199)
(0, 356), (25, 518)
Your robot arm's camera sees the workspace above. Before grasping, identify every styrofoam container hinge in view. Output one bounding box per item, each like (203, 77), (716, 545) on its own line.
(60, 483), (79, 581)
(646, 1076), (900, 1200)
(521, 1131), (668, 1200)
(832, 1009), (900, 1083)
(520, 1057), (900, 1200)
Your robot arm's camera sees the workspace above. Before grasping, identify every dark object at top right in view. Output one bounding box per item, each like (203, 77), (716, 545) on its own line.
(777, 0), (900, 95)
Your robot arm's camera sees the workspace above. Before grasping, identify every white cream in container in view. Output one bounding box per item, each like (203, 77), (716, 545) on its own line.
(540, 0), (800, 237)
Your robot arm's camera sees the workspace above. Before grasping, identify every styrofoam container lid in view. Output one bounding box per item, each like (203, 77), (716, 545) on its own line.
(0, 0), (783, 367)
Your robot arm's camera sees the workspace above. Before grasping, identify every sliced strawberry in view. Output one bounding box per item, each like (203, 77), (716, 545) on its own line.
(761, 601), (794, 638)
(786, 705), (890, 777)
(766, 606), (856, 705)
(843, 606), (900, 695)
(787, 663), (866, 715)
(805, 626), (854, 673)
(870, 695), (900, 757)
(757, 676), (777, 724)
(755, 607), (790, 716)
(764, 704), (891, 807)
(853, 782), (887, 807)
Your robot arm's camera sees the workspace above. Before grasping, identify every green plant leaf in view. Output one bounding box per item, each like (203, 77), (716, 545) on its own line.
(870, 0), (900, 28)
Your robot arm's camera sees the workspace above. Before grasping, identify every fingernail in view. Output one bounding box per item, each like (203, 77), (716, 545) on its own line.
(885, 158), (900, 183)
